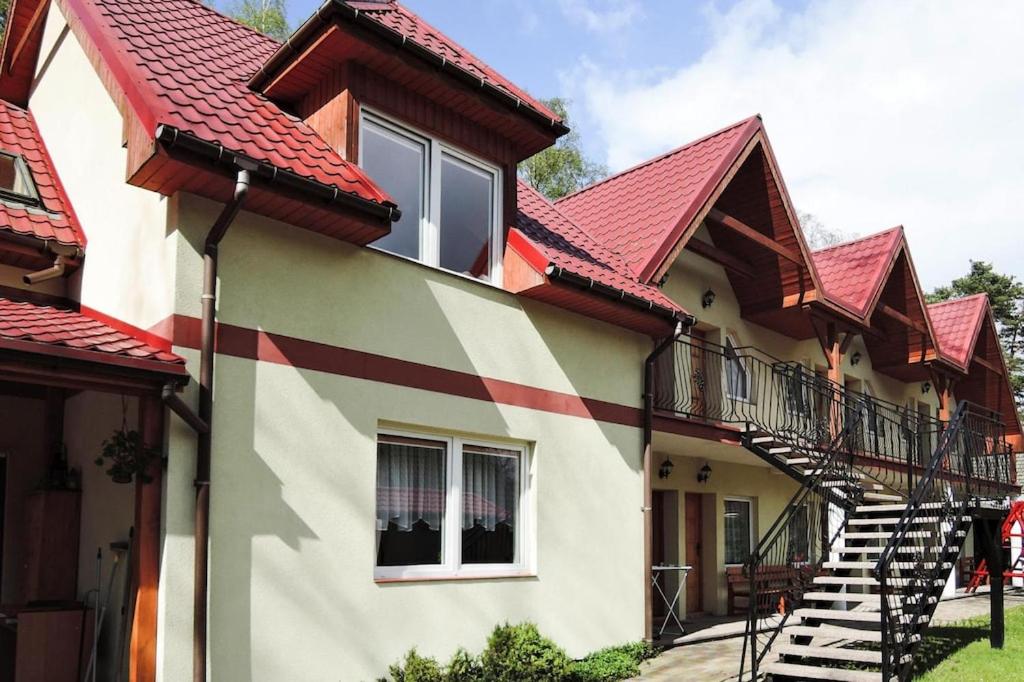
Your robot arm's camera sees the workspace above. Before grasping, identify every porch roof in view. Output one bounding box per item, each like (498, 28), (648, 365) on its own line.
(0, 297), (186, 377)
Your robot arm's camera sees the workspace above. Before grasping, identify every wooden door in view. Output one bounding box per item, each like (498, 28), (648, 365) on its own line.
(684, 493), (703, 613)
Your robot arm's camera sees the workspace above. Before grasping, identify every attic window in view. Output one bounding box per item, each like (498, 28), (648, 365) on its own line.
(0, 152), (38, 205)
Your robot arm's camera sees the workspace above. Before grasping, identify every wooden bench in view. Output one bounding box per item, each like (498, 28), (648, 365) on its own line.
(726, 565), (802, 616)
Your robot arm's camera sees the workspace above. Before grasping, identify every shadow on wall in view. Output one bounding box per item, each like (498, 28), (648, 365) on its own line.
(201, 218), (649, 678)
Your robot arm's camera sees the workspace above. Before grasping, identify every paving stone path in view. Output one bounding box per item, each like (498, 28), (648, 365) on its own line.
(631, 590), (1024, 681)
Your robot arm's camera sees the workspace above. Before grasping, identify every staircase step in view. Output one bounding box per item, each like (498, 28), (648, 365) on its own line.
(794, 608), (880, 623)
(763, 661), (885, 681)
(786, 625), (882, 643)
(843, 531), (931, 539)
(823, 561), (877, 570)
(770, 447), (794, 455)
(847, 516), (949, 526)
(751, 436), (776, 444)
(855, 502), (943, 513)
(814, 576), (879, 586)
(863, 492), (904, 502)
(775, 643), (883, 664)
(836, 545), (935, 555)
(803, 592), (881, 604)
(785, 457), (810, 465)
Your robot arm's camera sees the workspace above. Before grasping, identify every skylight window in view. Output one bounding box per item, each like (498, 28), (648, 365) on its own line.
(0, 152), (38, 204)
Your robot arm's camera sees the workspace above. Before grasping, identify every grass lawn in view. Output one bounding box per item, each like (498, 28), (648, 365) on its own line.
(913, 604), (1024, 681)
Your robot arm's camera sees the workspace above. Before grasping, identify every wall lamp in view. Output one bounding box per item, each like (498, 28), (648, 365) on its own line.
(658, 458), (674, 479)
(702, 289), (716, 308)
(850, 351), (862, 366)
(922, 382), (931, 395)
(697, 462), (713, 484)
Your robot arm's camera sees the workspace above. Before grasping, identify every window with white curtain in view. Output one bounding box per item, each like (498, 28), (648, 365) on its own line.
(724, 498), (753, 565)
(360, 110), (502, 284)
(724, 336), (750, 401)
(375, 431), (528, 579)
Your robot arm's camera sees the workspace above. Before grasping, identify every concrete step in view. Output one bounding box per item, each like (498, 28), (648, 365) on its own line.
(794, 608), (880, 624)
(775, 643), (883, 664)
(803, 592), (881, 604)
(763, 661), (885, 681)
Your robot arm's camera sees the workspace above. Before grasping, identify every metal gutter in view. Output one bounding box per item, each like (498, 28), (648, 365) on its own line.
(154, 125), (401, 224)
(545, 265), (696, 326)
(247, 0), (569, 138)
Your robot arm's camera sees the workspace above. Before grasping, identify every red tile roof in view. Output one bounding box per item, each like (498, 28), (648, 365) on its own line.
(346, 1), (561, 124)
(0, 297), (186, 373)
(811, 227), (903, 317)
(64, 0), (392, 208)
(927, 294), (988, 369)
(514, 181), (683, 314)
(555, 116), (761, 280)
(0, 99), (84, 247)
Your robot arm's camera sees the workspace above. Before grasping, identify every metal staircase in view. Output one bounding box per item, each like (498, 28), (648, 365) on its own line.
(650, 335), (1016, 682)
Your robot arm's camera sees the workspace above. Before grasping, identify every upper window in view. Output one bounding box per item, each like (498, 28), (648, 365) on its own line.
(0, 152), (38, 204)
(359, 111), (502, 284)
(375, 431), (529, 579)
(724, 337), (750, 401)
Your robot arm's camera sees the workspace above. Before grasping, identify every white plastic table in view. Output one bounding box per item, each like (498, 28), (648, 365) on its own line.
(651, 564), (691, 637)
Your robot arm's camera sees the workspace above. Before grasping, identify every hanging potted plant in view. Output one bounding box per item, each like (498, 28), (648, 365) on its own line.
(95, 428), (160, 484)
(95, 397), (161, 484)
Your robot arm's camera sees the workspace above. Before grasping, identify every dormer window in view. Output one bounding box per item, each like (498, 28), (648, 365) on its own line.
(359, 110), (502, 284)
(0, 151), (39, 205)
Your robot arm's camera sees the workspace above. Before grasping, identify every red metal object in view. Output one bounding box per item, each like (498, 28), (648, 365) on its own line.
(967, 500), (1024, 592)
(0, 99), (85, 247)
(811, 228), (903, 318)
(928, 294), (989, 370)
(0, 297), (185, 371)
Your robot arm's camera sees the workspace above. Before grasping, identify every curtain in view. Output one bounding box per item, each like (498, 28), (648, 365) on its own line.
(376, 440), (446, 532)
(462, 448), (518, 531)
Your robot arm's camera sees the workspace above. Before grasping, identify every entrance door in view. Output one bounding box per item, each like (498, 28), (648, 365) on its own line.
(684, 493), (703, 613)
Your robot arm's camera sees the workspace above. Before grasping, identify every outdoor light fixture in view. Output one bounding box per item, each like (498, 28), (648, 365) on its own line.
(697, 462), (712, 484)
(850, 351), (862, 366)
(922, 382), (932, 395)
(702, 289), (716, 308)
(658, 458), (674, 479)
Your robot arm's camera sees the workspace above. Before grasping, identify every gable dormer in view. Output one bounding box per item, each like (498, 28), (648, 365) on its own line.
(249, 1), (567, 286)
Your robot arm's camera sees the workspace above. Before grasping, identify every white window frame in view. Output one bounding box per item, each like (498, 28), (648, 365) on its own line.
(374, 428), (531, 580)
(723, 335), (752, 403)
(723, 496), (755, 567)
(359, 108), (504, 286)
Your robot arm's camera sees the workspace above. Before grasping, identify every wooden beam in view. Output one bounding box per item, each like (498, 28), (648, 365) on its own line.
(876, 302), (930, 336)
(706, 208), (804, 266)
(972, 354), (1003, 375)
(8, 0), (50, 75)
(839, 332), (856, 355)
(684, 238), (755, 278)
(130, 395), (164, 682)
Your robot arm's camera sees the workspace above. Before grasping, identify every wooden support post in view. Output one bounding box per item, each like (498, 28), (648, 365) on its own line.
(130, 394), (164, 682)
(988, 519), (1005, 649)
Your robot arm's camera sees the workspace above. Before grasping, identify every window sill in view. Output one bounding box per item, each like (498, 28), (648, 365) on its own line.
(375, 570), (536, 584)
(365, 243), (505, 293)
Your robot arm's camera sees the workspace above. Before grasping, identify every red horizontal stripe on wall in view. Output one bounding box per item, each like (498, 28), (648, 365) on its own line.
(156, 314), (644, 428)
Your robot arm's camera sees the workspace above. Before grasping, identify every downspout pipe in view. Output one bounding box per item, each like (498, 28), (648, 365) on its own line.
(194, 167), (251, 682)
(642, 321), (687, 642)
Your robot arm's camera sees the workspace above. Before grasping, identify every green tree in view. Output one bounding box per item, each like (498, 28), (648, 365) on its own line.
(518, 98), (607, 200)
(0, 0), (11, 43)
(210, 0), (290, 41)
(928, 261), (1024, 416)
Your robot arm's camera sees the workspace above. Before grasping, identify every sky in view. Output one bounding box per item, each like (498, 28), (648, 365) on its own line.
(283, 0), (1024, 290)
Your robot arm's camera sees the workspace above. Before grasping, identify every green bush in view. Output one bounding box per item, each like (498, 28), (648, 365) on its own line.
(480, 622), (573, 681)
(384, 649), (445, 682)
(381, 625), (654, 682)
(569, 641), (658, 681)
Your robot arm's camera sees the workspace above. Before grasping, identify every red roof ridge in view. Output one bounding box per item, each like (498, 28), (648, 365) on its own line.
(926, 292), (989, 308)
(555, 114), (761, 205)
(811, 225), (903, 255)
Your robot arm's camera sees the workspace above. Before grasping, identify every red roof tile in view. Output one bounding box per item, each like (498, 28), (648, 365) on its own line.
(811, 227), (903, 317)
(0, 99), (84, 247)
(64, 0), (391, 208)
(927, 294), (988, 369)
(346, 1), (560, 124)
(555, 116), (761, 279)
(0, 297), (186, 372)
(514, 181), (683, 314)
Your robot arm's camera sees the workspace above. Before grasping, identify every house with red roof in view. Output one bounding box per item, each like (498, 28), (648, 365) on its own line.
(0, 1), (1018, 681)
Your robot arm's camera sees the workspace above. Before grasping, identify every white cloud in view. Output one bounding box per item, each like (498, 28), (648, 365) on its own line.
(558, 0), (642, 33)
(564, 0), (1024, 289)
